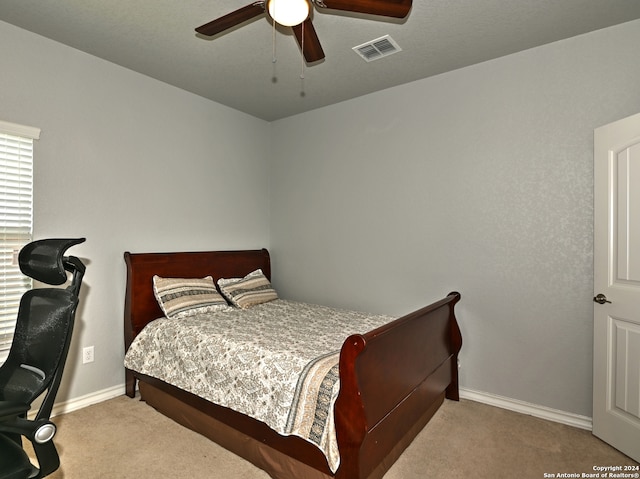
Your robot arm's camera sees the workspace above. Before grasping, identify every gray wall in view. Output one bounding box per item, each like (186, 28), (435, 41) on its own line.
(0, 20), (271, 402)
(3, 16), (640, 419)
(270, 19), (640, 417)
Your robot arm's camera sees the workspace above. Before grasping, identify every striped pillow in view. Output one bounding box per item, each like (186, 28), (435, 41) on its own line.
(153, 275), (230, 319)
(217, 269), (278, 309)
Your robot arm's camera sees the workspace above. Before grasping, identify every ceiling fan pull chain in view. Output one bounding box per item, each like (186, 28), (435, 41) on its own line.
(272, 12), (277, 63)
(300, 21), (305, 79)
(300, 20), (306, 97)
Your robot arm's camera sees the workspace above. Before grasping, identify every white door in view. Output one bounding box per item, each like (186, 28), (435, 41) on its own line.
(593, 112), (640, 462)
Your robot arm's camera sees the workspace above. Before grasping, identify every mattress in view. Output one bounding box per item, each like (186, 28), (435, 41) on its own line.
(124, 299), (393, 471)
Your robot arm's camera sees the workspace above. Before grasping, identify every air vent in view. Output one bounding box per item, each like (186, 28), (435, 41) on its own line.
(352, 35), (402, 62)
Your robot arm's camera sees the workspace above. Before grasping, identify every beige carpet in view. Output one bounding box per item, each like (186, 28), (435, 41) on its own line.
(28, 395), (637, 478)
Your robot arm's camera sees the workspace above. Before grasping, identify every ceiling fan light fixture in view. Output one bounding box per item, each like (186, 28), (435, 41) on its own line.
(267, 0), (310, 26)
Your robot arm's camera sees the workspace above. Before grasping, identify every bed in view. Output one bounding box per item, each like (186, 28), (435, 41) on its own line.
(123, 248), (462, 479)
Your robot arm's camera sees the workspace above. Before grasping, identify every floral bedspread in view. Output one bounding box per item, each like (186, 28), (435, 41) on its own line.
(124, 299), (393, 472)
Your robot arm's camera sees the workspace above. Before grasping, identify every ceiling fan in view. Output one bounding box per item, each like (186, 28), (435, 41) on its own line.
(195, 0), (412, 63)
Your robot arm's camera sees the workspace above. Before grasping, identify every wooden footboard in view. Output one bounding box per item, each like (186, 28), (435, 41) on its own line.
(124, 249), (462, 479)
(335, 292), (461, 479)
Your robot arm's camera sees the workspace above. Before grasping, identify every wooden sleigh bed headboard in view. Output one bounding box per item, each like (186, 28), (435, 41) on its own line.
(123, 248), (462, 479)
(123, 248), (271, 395)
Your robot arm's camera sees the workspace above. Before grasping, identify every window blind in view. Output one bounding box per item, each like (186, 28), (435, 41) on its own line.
(0, 121), (39, 363)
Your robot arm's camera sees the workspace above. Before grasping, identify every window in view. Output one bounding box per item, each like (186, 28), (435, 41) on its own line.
(0, 120), (40, 363)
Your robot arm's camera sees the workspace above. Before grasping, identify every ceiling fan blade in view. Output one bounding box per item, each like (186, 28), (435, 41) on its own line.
(316, 0), (411, 18)
(195, 2), (266, 36)
(292, 19), (325, 63)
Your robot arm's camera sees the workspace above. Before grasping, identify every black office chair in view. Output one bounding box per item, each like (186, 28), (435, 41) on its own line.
(0, 238), (86, 479)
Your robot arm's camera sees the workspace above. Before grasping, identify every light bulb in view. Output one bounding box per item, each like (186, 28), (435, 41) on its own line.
(267, 0), (310, 27)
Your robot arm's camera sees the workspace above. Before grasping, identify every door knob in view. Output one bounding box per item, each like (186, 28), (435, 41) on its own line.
(593, 294), (611, 304)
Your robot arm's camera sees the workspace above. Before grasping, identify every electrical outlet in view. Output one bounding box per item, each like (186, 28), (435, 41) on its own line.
(83, 346), (94, 364)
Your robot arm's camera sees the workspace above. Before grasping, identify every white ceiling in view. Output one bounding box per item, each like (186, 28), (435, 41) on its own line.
(2, 0), (640, 121)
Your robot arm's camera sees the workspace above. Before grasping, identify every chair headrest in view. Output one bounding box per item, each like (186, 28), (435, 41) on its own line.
(18, 238), (86, 285)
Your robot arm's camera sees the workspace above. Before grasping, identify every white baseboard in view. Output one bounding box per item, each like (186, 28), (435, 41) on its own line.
(50, 384), (126, 417)
(459, 388), (592, 431)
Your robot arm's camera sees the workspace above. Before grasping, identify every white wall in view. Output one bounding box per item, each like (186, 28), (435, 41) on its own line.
(0, 21), (271, 403)
(270, 19), (640, 417)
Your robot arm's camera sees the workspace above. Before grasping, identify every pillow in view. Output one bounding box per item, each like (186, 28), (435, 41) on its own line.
(153, 275), (230, 319)
(217, 269), (278, 309)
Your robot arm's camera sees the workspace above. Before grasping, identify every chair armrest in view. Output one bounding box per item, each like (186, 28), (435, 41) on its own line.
(0, 402), (53, 446)
(0, 425), (60, 479)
